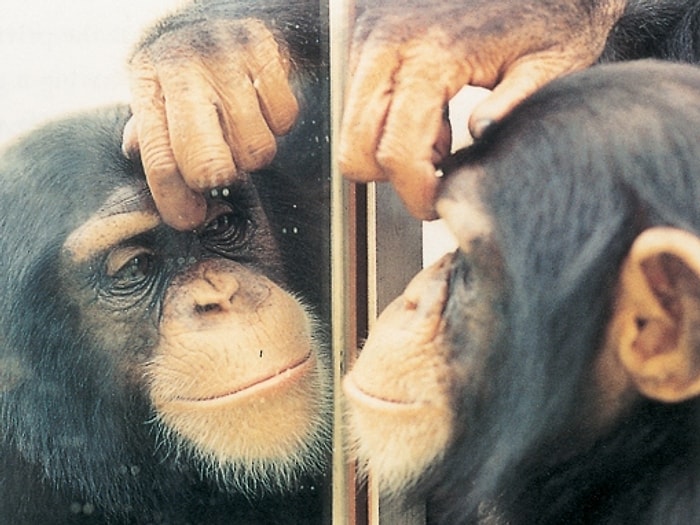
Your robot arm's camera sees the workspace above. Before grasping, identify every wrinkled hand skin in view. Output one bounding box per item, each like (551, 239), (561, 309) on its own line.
(339, 0), (627, 220)
(125, 18), (299, 230)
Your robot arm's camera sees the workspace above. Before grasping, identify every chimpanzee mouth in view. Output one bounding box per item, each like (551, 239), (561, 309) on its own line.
(175, 352), (314, 408)
(343, 376), (423, 411)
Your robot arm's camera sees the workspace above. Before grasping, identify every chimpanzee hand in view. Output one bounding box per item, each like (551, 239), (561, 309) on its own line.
(338, 0), (626, 220)
(124, 18), (299, 230)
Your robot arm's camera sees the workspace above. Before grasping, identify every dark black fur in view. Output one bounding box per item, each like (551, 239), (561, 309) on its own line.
(602, 0), (700, 63)
(431, 60), (700, 524)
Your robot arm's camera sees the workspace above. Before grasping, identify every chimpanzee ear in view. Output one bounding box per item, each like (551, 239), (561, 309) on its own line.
(613, 227), (700, 403)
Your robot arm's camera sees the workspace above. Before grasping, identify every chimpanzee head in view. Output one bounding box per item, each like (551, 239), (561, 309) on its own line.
(345, 60), (700, 523)
(0, 106), (331, 517)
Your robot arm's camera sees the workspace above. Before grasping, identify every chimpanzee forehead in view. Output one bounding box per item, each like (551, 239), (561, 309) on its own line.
(62, 184), (161, 263)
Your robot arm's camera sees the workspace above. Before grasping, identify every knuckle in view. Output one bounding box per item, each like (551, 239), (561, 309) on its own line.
(128, 55), (161, 92)
(237, 139), (277, 172)
(268, 101), (299, 135)
(236, 19), (275, 47)
(142, 145), (178, 183)
(376, 139), (406, 174)
(185, 149), (237, 190)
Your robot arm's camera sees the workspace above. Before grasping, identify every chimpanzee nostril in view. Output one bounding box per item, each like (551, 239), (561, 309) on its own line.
(192, 271), (240, 315)
(194, 302), (224, 315)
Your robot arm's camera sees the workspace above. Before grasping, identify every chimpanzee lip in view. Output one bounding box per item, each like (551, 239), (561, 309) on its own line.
(173, 352), (313, 408)
(343, 375), (422, 411)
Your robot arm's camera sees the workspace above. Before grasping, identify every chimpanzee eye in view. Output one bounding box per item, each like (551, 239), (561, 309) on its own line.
(117, 255), (152, 282)
(201, 210), (250, 255)
(105, 246), (155, 291)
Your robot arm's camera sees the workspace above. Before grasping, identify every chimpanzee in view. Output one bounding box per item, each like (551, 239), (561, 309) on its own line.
(0, 104), (331, 523)
(344, 59), (700, 524)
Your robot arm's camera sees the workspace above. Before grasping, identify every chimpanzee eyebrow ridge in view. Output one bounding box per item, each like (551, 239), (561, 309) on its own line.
(62, 186), (161, 263)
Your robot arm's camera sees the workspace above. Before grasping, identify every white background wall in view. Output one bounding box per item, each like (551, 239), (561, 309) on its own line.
(0, 0), (184, 144)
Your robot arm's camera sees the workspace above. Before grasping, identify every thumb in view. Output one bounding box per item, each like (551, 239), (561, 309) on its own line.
(121, 115), (140, 160)
(468, 59), (575, 139)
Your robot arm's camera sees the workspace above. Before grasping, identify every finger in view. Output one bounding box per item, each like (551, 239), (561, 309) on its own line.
(138, 108), (208, 231)
(252, 58), (299, 136)
(214, 68), (279, 173)
(129, 58), (177, 188)
(121, 115), (139, 160)
(468, 57), (575, 139)
(377, 51), (462, 220)
(150, 173), (208, 232)
(244, 21), (300, 135)
(388, 168), (441, 221)
(129, 60), (207, 230)
(338, 38), (400, 183)
(156, 65), (240, 191)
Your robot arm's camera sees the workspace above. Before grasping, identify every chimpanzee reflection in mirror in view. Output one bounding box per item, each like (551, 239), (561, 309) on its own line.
(345, 60), (700, 524)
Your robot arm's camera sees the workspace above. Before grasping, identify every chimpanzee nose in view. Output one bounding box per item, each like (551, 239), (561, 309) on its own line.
(192, 271), (240, 315)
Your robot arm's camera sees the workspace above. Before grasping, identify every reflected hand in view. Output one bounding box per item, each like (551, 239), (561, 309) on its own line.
(339, 1), (625, 220)
(124, 19), (299, 230)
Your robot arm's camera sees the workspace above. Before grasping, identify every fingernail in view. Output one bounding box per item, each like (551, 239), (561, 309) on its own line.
(472, 118), (495, 139)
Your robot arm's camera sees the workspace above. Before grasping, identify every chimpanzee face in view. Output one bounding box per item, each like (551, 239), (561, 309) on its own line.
(57, 178), (331, 489)
(0, 108), (331, 522)
(343, 167), (510, 495)
(345, 62), (700, 508)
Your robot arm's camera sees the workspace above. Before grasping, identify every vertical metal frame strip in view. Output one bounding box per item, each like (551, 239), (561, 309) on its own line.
(330, 1), (359, 523)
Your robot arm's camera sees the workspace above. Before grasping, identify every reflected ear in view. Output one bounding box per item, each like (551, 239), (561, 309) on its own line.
(612, 227), (700, 402)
